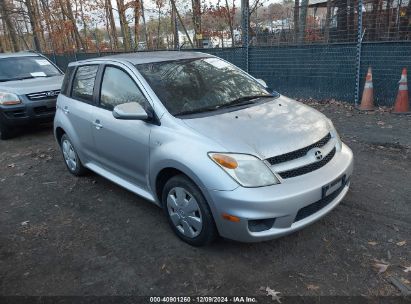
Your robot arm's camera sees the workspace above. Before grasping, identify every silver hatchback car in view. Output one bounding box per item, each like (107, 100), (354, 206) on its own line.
(54, 51), (353, 246)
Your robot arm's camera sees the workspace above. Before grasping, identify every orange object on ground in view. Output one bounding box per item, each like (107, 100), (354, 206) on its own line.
(359, 67), (375, 111)
(392, 68), (410, 114)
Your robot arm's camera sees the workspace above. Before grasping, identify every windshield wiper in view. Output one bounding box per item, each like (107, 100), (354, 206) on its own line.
(219, 94), (273, 109)
(175, 105), (222, 116)
(0, 76), (35, 82)
(175, 95), (274, 117)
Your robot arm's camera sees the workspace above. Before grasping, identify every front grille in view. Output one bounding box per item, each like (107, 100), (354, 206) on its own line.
(27, 90), (60, 101)
(267, 133), (331, 166)
(278, 147), (336, 179)
(33, 106), (56, 115)
(294, 181), (345, 223)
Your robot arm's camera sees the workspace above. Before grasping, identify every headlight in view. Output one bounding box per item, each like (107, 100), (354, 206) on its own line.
(0, 92), (21, 105)
(327, 120), (342, 150)
(208, 153), (280, 187)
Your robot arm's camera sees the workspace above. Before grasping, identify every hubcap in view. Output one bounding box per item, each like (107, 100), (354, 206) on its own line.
(62, 139), (77, 172)
(167, 187), (203, 238)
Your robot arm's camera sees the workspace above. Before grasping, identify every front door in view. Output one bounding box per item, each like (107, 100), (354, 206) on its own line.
(91, 65), (153, 190)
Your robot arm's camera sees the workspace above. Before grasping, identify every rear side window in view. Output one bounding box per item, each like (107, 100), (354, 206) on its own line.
(71, 65), (98, 103)
(61, 66), (75, 96)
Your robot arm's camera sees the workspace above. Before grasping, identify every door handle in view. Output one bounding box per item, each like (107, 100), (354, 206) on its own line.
(93, 120), (103, 130)
(63, 106), (69, 114)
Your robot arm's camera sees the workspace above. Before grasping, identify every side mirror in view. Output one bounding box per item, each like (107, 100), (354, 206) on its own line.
(112, 102), (149, 120)
(256, 78), (267, 88)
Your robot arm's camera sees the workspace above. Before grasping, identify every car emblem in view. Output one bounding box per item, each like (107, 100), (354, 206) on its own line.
(46, 91), (56, 97)
(314, 150), (323, 161)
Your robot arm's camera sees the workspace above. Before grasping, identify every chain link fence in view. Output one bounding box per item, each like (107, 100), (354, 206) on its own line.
(43, 0), (411, 108)
(45, 41), (411, 107)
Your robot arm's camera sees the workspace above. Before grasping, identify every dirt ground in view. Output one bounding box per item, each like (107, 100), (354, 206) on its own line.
(0, 101), (410, 298)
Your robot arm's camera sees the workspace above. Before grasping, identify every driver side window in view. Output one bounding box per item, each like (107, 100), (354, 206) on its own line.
(100, 66), (149, 111)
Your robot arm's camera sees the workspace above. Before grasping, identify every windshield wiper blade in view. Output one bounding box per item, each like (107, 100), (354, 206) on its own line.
(220, 94), (273, 109)
(1, 76), (35, 82)
(175, 105), (221, 116)
(175, 95), (273, 117)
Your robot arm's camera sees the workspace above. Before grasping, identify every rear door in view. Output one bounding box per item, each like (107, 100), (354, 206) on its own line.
(60, 64), (99, 163)
(91, 64), (154, 190)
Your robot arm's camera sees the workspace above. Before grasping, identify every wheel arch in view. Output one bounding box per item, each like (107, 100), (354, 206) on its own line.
(55, 126), (66, 145)
(152, 163), (210, 208)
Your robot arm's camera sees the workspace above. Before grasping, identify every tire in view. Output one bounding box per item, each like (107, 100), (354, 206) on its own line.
(0, 122), (14, 140)
(162, 175), (218, 246)
(60, 134), (87, 176)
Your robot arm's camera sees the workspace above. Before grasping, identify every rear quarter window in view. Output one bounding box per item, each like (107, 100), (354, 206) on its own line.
(71, 65), (99, 103)
(61, 66), (75, 96)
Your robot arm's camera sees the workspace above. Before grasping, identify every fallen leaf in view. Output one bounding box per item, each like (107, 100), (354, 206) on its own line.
(374, 262), (389, 273)
(265, 287), (281, 303)
(368, 241), (378, 246)
(403, 266), (411, 273)
(306, 284), (320, 291)
(396, 241), (406, 246)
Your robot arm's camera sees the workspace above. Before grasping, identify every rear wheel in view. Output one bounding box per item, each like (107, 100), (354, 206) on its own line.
(60, 134), (86, 176)
(162, 175), (217, 246)
(0, 122), (14, 140)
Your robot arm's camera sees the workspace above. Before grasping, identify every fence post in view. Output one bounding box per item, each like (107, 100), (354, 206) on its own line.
(355, 0), (364, 106)
(241, 0), (249, 72)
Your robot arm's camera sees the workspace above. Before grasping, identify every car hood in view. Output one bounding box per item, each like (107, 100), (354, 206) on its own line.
(0, 75), (64, 95)
(182, 96), (331, 159)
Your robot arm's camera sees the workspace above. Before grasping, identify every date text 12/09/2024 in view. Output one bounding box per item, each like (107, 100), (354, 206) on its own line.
(149, 297), (259, 303)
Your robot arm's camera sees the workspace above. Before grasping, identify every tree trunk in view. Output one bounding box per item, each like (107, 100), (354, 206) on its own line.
(141, 0), (149, 48)
(324, 0), (332, 42)
(225, 0), (235, 46)
(0, 0), (20, 51)
(79, 0), (89, 50)
(116, 0), (131, 51)
(298, 0), (308, 43)
(134, 0), (141, 49)
(191, 0), (202, 48)
(170, 0), (194, 47)
(25, 0), (42, 51)
(105, 0), (119, 50)
(294, 0), (300, 41)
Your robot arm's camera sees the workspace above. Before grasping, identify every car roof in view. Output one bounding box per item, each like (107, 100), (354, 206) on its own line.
(72, 51), (214, 66)
(0, 52), (43, 59)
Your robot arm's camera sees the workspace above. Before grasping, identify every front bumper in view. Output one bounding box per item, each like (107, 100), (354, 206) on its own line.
(0, 98), (57, 127)
(208, 143), (354, 242)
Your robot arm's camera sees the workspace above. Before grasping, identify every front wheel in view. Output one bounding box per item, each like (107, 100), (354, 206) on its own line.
(162, 175), (217, 246)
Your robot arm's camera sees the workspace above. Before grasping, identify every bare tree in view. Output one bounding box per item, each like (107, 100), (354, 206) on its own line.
(116, 0), (131, 50)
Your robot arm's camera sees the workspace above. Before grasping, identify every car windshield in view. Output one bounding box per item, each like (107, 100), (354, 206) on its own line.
(0, 56), (61, 82)
(136, 57), (273, 116)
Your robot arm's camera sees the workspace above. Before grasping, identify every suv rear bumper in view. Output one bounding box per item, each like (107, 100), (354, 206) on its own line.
(0, 99), (57, 127)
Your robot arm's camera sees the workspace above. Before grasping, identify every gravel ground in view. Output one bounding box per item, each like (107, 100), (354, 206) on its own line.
(0, 102), (410, 298)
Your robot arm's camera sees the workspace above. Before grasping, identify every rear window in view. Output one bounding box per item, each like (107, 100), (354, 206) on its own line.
(0, 56), (61, 82)
(71, 65), (99, 103)
(61, 66), (75, 96)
